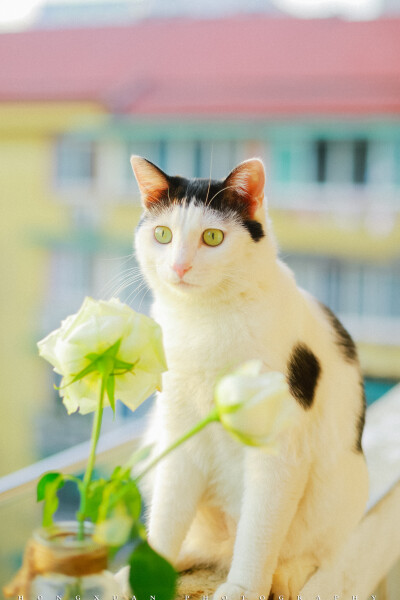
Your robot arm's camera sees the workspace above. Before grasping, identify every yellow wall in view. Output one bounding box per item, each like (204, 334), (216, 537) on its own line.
(0, 102), (105, 135)
(0, 102), (106, 477)
(272, 209), (400, 262)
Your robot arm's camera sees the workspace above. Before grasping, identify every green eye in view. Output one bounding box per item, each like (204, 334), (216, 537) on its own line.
(203, 228), (224, 247)
(154, 226), (172, 244)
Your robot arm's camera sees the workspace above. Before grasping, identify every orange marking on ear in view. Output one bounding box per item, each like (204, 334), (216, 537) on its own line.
(130, 155), (169, 208)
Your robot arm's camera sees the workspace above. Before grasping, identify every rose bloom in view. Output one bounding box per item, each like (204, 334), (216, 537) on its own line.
(214, 361), (300, 448)
(38, 297), (167, 415)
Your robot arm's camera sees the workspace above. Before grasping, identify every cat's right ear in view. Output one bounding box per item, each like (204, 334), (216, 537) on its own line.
(130, 156), (170, 208)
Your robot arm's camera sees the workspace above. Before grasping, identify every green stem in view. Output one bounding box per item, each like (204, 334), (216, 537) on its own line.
(77, 375), (106, 540)
(136, 407), (219, 482)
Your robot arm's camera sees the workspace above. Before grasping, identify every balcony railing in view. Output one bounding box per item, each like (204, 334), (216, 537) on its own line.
(270, 182), (400, 216)
(1, 386), (400, 598)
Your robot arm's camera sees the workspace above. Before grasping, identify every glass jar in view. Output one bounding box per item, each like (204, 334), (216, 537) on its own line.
(29, 521), (122, 600)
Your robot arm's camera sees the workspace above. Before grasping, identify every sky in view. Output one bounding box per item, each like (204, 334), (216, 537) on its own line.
(0, 0), (385, 31)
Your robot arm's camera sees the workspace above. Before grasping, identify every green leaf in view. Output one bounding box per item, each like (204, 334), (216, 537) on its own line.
(111, 465), (123, 479)
(123, 481), (141, 520)
(97, 479), (141, 525)
(116, 480), (142, 521)
(37, 472), (66, 527)
(37, 472), (62, 502)
(129, 541), (177, 600)
(84, 478), (107, 523)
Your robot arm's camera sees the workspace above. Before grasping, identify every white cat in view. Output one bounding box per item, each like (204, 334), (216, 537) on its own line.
(119, 156), (368, 600)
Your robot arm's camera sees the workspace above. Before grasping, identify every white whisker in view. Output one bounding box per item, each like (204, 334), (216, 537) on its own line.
(100, 267), (143, 299)
(207, 185), (236, 207)
(205, 145), (214, 206)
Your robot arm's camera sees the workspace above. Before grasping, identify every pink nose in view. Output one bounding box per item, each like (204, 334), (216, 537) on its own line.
(172, 263), (192, 279)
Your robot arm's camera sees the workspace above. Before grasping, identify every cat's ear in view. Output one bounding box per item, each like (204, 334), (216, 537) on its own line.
(130, 156), (169, 208)
(225, 158), (265, 215)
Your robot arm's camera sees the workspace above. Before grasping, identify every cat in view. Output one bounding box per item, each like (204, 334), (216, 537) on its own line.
(118, 156), (369, 600)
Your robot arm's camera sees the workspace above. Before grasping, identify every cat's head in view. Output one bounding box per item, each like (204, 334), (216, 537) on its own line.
(131, 156), (273, 301)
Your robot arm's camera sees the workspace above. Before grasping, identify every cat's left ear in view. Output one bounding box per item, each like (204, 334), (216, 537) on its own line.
(225, 158), (265, 216)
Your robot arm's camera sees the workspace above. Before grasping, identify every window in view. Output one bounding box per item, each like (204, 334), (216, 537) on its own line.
(126, 140), (166, 176)
(314, 139), (368, 185)
(353, 139), (368, 184)
(165, 141), (197, 177)
(316, 140), (327, 183)
(43, 248), (153, 334)
(194, 141), (238, 179)
(286, 255), (400, 319)
(125, 139), (266, 183)
(44, 250), (92, 331)
(55, 138), (95, 188)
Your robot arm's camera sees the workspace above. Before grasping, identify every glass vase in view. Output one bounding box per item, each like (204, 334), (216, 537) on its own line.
(29, 521), (122, 600)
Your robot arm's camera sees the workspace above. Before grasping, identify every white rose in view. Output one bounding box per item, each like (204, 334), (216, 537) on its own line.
(38, 297), (167, 415)
(214, 360), (299, 448)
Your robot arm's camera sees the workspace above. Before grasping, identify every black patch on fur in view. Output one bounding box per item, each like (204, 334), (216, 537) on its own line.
(287, 343), (321, 409)
(355, 379), (366, 453)
(243, 219), (265, 242)
(320, 303), (357, 363)
(145, 171), (265, 242)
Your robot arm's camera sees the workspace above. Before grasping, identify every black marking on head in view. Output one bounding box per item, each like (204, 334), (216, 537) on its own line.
(145, 175), (265, 242)
(287, 343), (321, 409)
(355, 378), (366, 453)
(320, 303), (357, 363)
(243, 220), (265, 242)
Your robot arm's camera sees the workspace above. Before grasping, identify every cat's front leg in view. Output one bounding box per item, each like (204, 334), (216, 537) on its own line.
(214, 442), (310, 600)
(114, 443), (205, 597)
(147, 443), (206, 566)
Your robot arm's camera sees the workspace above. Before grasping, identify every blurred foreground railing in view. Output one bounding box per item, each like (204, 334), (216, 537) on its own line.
(0, 418), (144, 504)
(1, 387), (400, 598)
(0, 419), (143, 587)
(270, 182), (400, 216)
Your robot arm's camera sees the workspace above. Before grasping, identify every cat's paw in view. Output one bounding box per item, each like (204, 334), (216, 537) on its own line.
(213, 582), (265, 600)
(113, 565), (131, 599)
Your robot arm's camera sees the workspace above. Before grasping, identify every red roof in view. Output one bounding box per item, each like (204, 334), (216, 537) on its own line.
(1, 17), (400, 116)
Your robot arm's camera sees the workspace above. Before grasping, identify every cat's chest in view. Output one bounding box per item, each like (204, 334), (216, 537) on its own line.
(154, 300), (281, 374)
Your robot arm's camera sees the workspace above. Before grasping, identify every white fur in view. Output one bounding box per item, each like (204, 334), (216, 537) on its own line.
(128, 170), (369, 599)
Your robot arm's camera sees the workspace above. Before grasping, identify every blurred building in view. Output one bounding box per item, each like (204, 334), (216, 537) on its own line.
(0, 16), (399, 475)
(30, 0), (400, 31)
(33, 0), (282, 29)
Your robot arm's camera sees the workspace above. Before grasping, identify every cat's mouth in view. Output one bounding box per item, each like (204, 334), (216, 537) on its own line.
(170, 279), (199, 290)
(176, 280), (197, 287)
